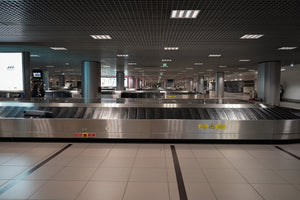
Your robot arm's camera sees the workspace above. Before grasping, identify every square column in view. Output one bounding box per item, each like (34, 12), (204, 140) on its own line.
(215, 72), (224, 98)
(257, 61), (281, 105)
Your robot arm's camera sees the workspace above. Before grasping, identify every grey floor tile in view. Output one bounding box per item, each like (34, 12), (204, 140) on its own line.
(192, 149), (224, 158)
(24, 166), (63, 180)
(0, 180), (44, 199)
(185, 182), (216, 200)
(123, 182), (169, 200)
(52, 166), (96, 181)
(30, 181), (86, 200)
(133, 158), (166, 168)
(276, 170), (300, 184)
(100, 157), (135, 168)
(67, 155), (104, 167)
(76, 181), (126, 200)
(211, 183), (263, 200)
(197, 158), (233, 169)
(0, 166), (27, 179)
(91, 167), (131, 181)
(129, 168), (167, 182)
(181, 168), (207, 182)
(253, 183), (300, 200)
(204, 169), (247, 183)
(238, 169), (287, 183)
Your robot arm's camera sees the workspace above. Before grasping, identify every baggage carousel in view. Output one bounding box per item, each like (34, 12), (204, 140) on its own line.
(0, 98), (299, 141)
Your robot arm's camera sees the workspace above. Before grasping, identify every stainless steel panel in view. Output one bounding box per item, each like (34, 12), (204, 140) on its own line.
(0, 118), (299, 140)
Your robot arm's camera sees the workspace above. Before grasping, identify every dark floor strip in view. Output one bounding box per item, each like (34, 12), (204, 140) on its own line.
(170, 145), (188, 200)
(275, 146), (300, 160)
(0, 144), (72, 195)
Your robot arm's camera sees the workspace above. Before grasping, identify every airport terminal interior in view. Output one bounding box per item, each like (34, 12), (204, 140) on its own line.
(0, 0), (300, 199)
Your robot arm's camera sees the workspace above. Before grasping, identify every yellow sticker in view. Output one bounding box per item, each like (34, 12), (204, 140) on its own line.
(168, 96), (177, 98)
(82, 132), (88, 138)
(198, 124), (208, 129)
(209, 124), (215, 129)
(216, 124), (226, 129)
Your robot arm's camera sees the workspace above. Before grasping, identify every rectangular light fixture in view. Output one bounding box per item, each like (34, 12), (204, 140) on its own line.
(240, 34), (264, 39)
(134, 67), (141, 70)
(207, 69), (213, 71)
(30, 54), (40, 57)
(171, 10), (200, 19)
(277, 47), (297, 50)
(90, 35), (112, 39)
(219, 66), (227, 68)
(239, 59), (250, 62)
(128, 62), (136, 65)
(238, 68), (246, 70)
(194, 62), (203, 65)
(103, 66), (110, 68)
(162, 59), (172, 62)
(208, 54), (221, 57)
(186, 68), (194, 70)
(117, 54), (128, 57)
(50, 47), (67, 50)
(164, 47), (179, 50)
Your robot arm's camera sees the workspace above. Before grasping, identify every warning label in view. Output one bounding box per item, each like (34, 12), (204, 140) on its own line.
(209, 124), (215, 129)
(198, 124), (208, 129)
(216, 124), (226, 129)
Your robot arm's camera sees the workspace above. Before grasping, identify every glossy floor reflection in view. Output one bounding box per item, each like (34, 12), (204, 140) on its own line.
(0, 142), (299, 200)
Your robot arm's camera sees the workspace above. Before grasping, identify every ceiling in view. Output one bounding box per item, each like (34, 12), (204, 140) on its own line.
(0, 0), (299, 82)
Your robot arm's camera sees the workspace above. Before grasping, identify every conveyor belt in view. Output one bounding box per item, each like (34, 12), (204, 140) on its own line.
(0, 106), (299, 120)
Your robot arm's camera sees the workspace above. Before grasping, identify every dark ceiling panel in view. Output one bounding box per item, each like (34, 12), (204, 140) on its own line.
(0, 0), (299, 80)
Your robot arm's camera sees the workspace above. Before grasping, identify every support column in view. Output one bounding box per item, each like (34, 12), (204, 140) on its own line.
(81, 61), (100, 99)
(23, 52), (31, 99)
(198, 76), (204, 94)
(128, 76), (134, 89)
(215, 72), (224, 98)
(43, 70), (49, 90)
(135, 77), (140, 89)
(116, 71), (125, 91)
(257, 61), (281, 105)
(58, 75), (65, 87)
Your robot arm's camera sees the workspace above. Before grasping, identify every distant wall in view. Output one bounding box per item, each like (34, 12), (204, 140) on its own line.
(280, 66), (300, 101)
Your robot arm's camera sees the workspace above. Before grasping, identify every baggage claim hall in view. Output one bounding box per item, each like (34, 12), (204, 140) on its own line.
(0, 1), (300, 200)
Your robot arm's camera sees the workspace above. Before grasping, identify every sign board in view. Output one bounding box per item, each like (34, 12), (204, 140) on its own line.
(0, 52), (24, 91)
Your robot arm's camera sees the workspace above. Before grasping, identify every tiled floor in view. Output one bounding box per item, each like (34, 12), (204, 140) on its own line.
(0, 142), (300, 200)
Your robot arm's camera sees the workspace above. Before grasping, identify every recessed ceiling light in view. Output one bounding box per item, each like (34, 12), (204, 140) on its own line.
(281, 68), (286, 71)
(103, 66), (110, 68)
(134, 67), (141, 70)
(90, 35), (112, 39)
(117, 54), (128, 57)
(248, 69), (256, 72)
(238, 68), (246, 70)
(162, 59), (172, 62)
(277, 47), (297, 50)
(50, 47), (67, 50)
(208, 54), (221, 57)
(194, 62), (203, 65)
(186, 68), (194, 70)
(171, 10), (200, 19)
(219, 66), (227, 68)
(30, 55), (40, 57)
(46, 65), (54, 68)
(164, 47), (179, 50)
(128, 62), (136, 65)
(239, 59), (250, 62)
(240, 34), (264, 39)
